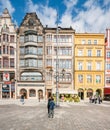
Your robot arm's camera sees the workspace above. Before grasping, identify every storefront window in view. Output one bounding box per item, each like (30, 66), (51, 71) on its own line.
(29, 89), (36, 97)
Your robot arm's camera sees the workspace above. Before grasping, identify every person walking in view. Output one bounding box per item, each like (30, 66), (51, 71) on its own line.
(47, 96), (51, 114)
(48, 97), (55, 118)
(20, 94), (25, 105)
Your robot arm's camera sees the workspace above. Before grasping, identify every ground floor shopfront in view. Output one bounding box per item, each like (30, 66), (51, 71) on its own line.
(0, 82), (16, 99)
(77, 87), (104, 100)
(17, 82), (45, 100)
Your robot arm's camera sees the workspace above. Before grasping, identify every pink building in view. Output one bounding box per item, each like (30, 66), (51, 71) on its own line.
(105, 29), (110, 99)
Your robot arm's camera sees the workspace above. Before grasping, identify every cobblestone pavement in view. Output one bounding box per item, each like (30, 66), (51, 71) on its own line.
(0, 100), (110, 130)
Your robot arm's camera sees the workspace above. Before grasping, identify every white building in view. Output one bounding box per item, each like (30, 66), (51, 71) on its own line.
(0, 8), (17, 99)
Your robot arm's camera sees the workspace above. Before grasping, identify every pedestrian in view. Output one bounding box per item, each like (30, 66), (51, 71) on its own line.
(94, 95), (97, 104)
(98, 95), (102, 104)
(89, 96), (92, 103)
(48, 97), (55, 118)
(47, 96), (51, 114)
(20, 94), (25, 105)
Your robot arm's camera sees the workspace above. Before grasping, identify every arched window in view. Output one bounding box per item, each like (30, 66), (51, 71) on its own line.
(21, 72), (42, 81)
(29, 89), (36, 97)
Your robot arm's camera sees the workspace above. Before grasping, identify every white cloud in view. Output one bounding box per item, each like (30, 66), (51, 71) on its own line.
(63, 0), (78, 10)
(0, 0), (15, 15)
(25, 0), (57, 27)
(60, 0), (110, 33)
(25, 0), (110, 33)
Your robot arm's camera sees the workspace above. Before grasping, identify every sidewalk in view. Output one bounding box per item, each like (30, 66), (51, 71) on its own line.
(0, 98), (90, 106)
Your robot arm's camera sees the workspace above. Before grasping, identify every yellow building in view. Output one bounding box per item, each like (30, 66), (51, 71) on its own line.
(74, 33), (105, 100)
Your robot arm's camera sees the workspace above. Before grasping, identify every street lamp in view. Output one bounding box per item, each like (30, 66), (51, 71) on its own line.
(49, 67), (65, 107)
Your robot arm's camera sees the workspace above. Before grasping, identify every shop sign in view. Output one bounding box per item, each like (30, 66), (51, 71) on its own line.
(3, 72), (10, 81)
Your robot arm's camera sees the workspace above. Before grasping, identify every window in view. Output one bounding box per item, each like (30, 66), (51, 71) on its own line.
(3, 57), (9, 68)
(106, 64), (110, 70)
(56, 47), (72, 56)
(10, 73), (15, 82)
(87, 75), (92, 83)
(20, 60), (25, 67)
(10, 35), (14, 42)
(29, 89), (36, 97)
(78, 50), (83, 56)
(88, 40), (91, 44)
(0, 58), (1, 68)
(46, 34), (52, 42)
(0, 46), (1, 55)
(107, 52), (110, 58)
(82, 40), (86, 44)
(10, 46), (14, 55)
(3, 34), (8, 42)
(38, 59), (43, 67)
(78, 75), (83, 83)
(0, 35), (1, 42)
(3, 45), (8, 54)
(25, 35), (37, 42)
(96, 62), (101, 70)
(96, 75), (101, 83)
(21, 72), (42, 81)
(10, 58), (14, 68)
(0, 73), (3, 81)
(37, 47), (43, 55)
(78, 62), (82, 70)
(106, 77), (110, 84)
(88, 50), (92, 56)
(97, 50), (101, 56)
(25, 59), (37, 67)
(59, 73), (71, 82)
(47, 46), (52, 55)
(20, 36), (24, 43)
(87, 62), (92, 70)
(20, 47), (25, 55)
(94, 40), (97, 44)
(25, 46), (37, 55)
(58, 59), (72, 69)
(46, 59), (52, 67)
(38, 35), (43, 42)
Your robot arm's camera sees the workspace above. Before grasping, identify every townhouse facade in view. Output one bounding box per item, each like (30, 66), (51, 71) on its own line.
(105, 29), (110, 97)
(45, 27), (75, 99)
(74, 33), (105, 99)
(0, 8), (17, 99)
(17, 12), (45, 99)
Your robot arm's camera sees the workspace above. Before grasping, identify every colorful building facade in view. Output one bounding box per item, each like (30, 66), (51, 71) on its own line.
(74, 33), (105, 99)
(105, 29), (110, 98)
(0, 9), (17, 99)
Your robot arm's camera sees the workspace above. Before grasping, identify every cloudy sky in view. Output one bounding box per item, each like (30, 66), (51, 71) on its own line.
(0, 0), (110, 33)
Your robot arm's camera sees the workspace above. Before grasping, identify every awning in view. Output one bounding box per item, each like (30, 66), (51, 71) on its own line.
(52, 89), (78, 94)
(104, 88), (110, 95)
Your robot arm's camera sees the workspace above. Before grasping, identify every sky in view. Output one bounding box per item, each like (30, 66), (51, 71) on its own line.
(0, 0), (110, 33)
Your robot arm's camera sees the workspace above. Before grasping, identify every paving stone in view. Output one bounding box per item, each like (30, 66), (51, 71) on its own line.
(0, 100), (110, 130)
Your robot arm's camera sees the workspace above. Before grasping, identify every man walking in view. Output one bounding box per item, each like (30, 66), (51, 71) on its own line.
(48, 97), (55, 118)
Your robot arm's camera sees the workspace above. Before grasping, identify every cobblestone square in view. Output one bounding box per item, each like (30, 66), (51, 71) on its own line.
(0, 100), (110, 130)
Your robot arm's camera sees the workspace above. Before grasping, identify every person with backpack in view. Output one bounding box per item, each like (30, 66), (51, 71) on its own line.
(48, 97), (55, 118)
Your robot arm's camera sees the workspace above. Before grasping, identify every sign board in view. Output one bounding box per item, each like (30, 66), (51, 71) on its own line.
(3, 72), (10, 81)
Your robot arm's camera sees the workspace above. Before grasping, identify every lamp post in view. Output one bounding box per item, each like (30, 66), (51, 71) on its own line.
(55, 24), (59, 107)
